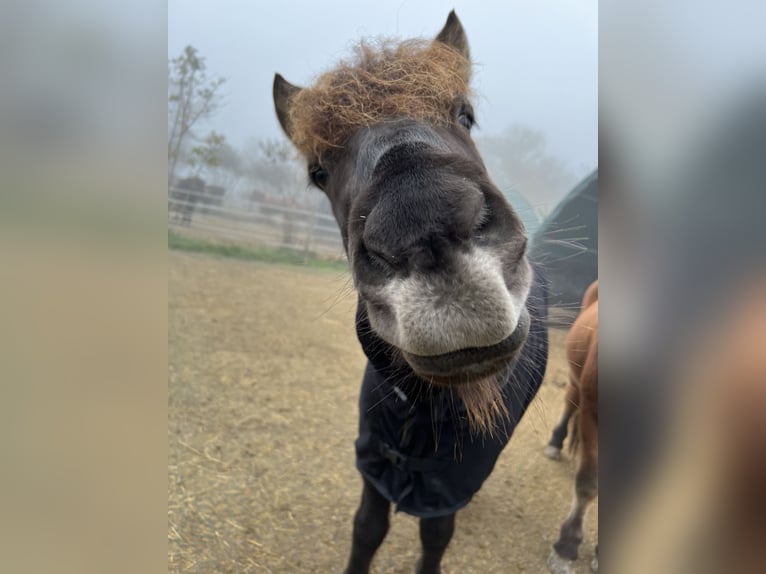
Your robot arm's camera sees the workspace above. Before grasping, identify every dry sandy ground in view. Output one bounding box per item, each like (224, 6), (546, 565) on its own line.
(168, 251), (597, 573)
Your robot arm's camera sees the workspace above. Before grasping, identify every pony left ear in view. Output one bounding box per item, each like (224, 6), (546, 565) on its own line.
(435, 10), (470, 61)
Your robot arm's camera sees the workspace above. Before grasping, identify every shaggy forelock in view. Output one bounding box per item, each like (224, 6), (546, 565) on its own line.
(288, 39), (472, 160)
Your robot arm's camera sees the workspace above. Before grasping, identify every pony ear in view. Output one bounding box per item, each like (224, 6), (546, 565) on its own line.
(435, 10), (470, 61)
(273, 73), (303, 139)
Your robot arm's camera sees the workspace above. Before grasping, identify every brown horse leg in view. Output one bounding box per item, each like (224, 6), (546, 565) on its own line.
(592, 543), (598, 572)
(343, 479), (391, 574)
(416, 513), (456, 574)
(548, 410), (598, 573)
(545, 383), (578, 460)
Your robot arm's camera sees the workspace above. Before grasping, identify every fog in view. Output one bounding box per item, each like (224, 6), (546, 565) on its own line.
(168, 0), (598, 212)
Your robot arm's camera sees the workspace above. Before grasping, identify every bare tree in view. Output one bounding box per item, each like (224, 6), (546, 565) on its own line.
(244, 138), (308, 205)
(168, 46), (226, 184)
(184, 131), (242, 209)
(244, 138), (323, 246)
(476, 125), (579, 217)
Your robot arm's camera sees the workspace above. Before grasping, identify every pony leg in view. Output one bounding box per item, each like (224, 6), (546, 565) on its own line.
(343, 478), (391, 574)
(416, 513), (456, 574)
(545, 383), (579, 460)
(548, 410), (598, 573)
(591, 543), (599, 572)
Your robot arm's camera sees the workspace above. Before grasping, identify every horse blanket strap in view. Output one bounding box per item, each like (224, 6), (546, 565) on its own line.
(367, 433), (450, 474)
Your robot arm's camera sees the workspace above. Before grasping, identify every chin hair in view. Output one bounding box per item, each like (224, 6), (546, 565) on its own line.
(451, 374), (510, 438)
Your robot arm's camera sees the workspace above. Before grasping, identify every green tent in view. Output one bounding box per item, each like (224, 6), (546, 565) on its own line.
(503, 188), (541, 239)
(530, 170), (598, 322)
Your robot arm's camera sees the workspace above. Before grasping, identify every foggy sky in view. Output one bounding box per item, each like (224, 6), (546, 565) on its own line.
(168, 0), (598, 176)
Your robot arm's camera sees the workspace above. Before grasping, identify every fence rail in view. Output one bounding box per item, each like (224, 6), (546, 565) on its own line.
(168, 189), (345, 260)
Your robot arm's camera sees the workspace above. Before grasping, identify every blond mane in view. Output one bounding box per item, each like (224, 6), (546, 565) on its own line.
(288, 39), (472, 161)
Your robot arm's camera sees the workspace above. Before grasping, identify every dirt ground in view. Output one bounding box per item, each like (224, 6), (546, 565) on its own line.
(168, 251), (597, 574)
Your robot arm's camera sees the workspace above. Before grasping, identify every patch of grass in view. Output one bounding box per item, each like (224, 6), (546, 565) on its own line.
(168, 231), (348, 272)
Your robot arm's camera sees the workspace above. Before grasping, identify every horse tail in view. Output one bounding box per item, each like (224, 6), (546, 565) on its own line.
(568, 332), (597, 458)
(568, 409), (580, 456)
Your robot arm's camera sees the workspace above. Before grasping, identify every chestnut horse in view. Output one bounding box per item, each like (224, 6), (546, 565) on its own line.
(545, 279), (598, 573)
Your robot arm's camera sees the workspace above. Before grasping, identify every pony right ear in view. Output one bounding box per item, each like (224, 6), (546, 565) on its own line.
(435, 10), (470, 61)
(273, 73), (303, 139)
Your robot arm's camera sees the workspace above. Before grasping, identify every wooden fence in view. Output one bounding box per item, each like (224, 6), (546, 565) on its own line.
(168, 188), (345, 260)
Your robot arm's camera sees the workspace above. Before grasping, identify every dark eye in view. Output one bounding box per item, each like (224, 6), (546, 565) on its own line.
(457, 107), (474, 131)
(309, 164), (328, 189)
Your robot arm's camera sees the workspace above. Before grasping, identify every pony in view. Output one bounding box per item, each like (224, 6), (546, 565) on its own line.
(545, 279), (599, 573)
(273, 12), (549, 574)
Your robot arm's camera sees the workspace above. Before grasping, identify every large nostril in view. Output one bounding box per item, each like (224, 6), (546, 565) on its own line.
(363, 243), (398, 273)
(471, 201), (494, 243)
(473, 203), (491, 234)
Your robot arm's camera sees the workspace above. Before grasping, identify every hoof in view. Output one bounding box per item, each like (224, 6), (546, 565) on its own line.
(415, 557), (440, 574)
(544, 445), (562, 461)
(590, 555), (598, 572)
(547, 550), (575, 574)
